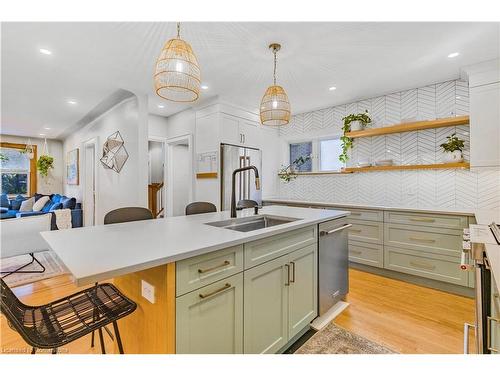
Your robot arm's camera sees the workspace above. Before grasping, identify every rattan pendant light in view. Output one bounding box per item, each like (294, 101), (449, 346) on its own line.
(154, 22), (201, 102)
(260, 43), (291, 126)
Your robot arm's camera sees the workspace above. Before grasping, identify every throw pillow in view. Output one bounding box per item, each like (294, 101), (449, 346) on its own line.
(61, 197), (76, 210)
(48, 202), (63, 211)
(10, 196), (26, 211)
(0, 194), (9, 208)
(32, 196), (50, 211)
(19, 197), (34, 212)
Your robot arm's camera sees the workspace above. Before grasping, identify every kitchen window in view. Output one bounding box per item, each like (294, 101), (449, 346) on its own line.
(288, 137), (344, 173)
(0, 143), (36, 196)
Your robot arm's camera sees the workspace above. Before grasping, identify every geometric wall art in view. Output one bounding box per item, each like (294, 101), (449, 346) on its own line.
(100, 131), (129, 173)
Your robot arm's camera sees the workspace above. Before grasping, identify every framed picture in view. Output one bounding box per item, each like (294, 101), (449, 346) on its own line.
(67, 148), (79, 185)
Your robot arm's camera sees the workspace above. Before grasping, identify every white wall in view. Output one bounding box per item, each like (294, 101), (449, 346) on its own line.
(148, 114), (169, 138)
(0, 134), (64, 194)
(166, 109), (195, 139)
(63, 96), (148, 224)
(171, 144), (190, 216)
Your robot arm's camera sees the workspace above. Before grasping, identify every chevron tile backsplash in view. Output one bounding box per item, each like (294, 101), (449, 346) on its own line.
(277, 79), (500, 211)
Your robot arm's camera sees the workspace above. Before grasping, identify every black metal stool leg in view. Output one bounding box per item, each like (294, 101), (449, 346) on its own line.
(98, 327), (106, 354)
(112, 321), (124, 354)
(31, 347), (36, 354)
(52, 348), (57, 354)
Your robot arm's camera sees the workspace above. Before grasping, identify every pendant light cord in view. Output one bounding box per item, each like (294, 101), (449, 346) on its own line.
(177, 22), (181, 38)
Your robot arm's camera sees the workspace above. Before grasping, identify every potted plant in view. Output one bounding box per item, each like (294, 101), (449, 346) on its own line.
(37, 155), (54, 177)
(278, 155), (311, 183)
(439, 133), (465, 163)
(339, 110), (372, 163)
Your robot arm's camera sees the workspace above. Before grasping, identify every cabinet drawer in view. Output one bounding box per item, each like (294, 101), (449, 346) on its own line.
(384, 246), (467, 286)
(244, 225), (317, 269)
(348, 219), (383, 244)
(384, 223), (461, 257)
(347, 209), (384, 222)
(176, 245), (243, 296)
(384, 211), (468, 229)
(176, 273), (243, 353)
(348, 241), (383, 268)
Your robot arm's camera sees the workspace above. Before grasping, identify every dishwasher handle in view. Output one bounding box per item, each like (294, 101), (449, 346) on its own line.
(320, 224), (352, 236)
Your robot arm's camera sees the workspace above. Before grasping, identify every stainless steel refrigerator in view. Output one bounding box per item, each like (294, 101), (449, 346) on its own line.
(220, 143), (262, 211)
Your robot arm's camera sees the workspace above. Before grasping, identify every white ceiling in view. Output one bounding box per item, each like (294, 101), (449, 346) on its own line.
(1, 22), (499, 139)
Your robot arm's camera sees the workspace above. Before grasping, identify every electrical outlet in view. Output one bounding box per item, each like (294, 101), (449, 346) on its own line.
(141, 280), (155, 304)
(407, 187), (416, 196)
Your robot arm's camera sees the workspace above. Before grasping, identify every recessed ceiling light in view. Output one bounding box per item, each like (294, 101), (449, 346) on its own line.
(158, 104), (165, 109)
(329, 86), (337, 91)
(39, 133), (46, 136)
(201, 85), (209, 90)
(456, 96), (461, 99)
(43, 127), (51, 130)
(67, 99), (77, 105)
(39, 48), (52, 55)
(447, 52), (459, 58)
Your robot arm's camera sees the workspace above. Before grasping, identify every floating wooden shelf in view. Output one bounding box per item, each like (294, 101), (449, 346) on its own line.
(196, 172), (218, 179)
(278, 171), (352, 177)
(345, 115), (469, 139)
(343, 162), (470, 173)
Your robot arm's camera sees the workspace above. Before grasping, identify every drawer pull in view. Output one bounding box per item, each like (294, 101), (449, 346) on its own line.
(409, 260), (436, 270)
(199, 283), (231, 299)
(410, 217), (435, 223)
(198, 260), (230, 274)
(487, 316), (499, 353)
(350, 250), (362, 255)
(409, 236), (436, 243)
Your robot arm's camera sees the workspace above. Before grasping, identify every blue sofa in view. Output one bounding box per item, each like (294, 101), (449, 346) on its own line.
(0, 193), (82, 230)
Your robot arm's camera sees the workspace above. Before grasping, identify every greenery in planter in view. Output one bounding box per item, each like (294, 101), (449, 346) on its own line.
(339, 110), (372, 163)
(278, 155), (312, 183)
(439, 133), (465, 153)
(37, 155), (54, 177)
(0, 153), (8, 162)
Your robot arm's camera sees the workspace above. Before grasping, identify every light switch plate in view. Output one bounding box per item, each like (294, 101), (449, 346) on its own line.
(141, 280), (155, 304)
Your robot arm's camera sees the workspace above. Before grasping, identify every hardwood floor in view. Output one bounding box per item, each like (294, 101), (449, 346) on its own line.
(334, 269), (475, 354)
(1, 269), (475, 354)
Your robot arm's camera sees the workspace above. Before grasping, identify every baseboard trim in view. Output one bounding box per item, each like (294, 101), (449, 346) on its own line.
(350, 262), (475, 298)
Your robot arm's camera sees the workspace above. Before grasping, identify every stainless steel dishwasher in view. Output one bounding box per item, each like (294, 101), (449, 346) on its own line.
(318, 218), (351, 315)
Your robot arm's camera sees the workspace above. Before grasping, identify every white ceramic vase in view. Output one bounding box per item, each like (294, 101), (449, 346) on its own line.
(350, 121), (363, 131)
(443, 150), (463, 163)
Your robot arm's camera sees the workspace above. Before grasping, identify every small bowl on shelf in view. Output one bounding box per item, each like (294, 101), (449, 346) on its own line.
(375, 159), (394, 166)
(357, 161), (372, 168)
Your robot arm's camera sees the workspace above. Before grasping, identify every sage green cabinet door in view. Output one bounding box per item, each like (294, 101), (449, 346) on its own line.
(176, 273), (243, 354)
(244, 255), (288, 354)
(288, 244), (318, 338)
(491, 276), (500, 354)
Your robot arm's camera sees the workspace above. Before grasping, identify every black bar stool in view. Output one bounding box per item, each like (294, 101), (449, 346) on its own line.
(0, 278), (136, 354)
(185, 202), (217, 215)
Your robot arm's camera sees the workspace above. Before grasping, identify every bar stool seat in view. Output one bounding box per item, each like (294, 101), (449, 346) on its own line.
(1, 279), (136, 353)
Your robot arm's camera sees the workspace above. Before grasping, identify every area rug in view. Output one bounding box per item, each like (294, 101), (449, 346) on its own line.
(295, 323), (397, 354)
(1, 251), (67, 287)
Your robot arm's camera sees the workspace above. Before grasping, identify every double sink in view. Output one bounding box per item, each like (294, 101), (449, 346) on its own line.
(206, 215), (299, 233)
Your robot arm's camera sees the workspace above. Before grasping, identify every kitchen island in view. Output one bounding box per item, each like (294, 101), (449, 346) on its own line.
(41, 205), (349, 354)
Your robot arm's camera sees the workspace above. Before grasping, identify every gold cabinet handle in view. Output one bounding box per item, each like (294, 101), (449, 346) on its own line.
(285, 264), (290, 286)
(198, 260), (230, 274)
(409, 236), (436, 243)
(290, 262), (296, 283)
(487, 316), (499, 353)
(199, 283), (231, 299)
(350, 250), (362, 255)
(410, 217), (436, 223)
(410, 260), (436, 270)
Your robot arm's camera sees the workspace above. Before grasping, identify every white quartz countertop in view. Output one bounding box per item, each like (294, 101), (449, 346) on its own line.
(264, 198), (475, 216)
(474, 210), (500, 292)
(41, 205), (349, 286)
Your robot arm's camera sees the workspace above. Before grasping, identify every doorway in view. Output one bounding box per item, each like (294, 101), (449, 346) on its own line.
(82, 137), (98, 226)
(148, 139), (166, 218)
(165, 134), (194, 217)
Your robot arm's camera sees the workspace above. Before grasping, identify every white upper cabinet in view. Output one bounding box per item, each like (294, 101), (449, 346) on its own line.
(466, 60), (500, 168)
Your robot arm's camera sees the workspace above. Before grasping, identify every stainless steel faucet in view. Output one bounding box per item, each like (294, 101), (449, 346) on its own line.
(231, 166), (260, 218)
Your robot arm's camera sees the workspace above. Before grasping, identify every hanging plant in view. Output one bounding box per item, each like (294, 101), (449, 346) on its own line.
(339, 110), (372, 163)
(37, 155), (54, 177)
(278, 155), (311, 183)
